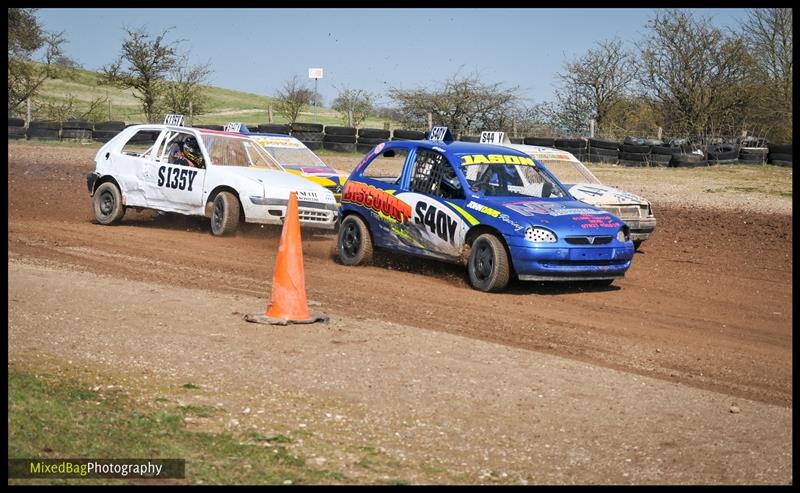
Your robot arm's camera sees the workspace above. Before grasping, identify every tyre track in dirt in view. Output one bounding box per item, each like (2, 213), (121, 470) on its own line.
(8, 145), (793, 407)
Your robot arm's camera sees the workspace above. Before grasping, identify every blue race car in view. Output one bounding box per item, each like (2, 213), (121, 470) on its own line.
(336, 127), (635, 292)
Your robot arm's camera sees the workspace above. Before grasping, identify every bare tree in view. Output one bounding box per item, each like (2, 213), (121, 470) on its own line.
(638, 9), (750, 137)
(274, 75), (314, 125)
(331, 86), (374, 127)
(558, 39), (635, 135)
(741, 8), (792, 141)
(101, 27), (178, 123)
(162, 53), (213, 120)
(388, 71), (519, 136)
(8, 8), (66, 115)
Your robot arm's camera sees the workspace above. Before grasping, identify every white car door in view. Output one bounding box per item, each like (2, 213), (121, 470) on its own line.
(143, 129), (206, 212)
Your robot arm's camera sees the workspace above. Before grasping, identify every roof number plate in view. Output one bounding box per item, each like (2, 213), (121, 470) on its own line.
(163, 114), (185, 126)
(225, 122), (243, 133)
(480, 131), (506, 144)
(429, 126), (449, 141)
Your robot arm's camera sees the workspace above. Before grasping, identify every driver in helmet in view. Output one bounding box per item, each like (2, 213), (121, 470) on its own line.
(170, 136), (205, 169)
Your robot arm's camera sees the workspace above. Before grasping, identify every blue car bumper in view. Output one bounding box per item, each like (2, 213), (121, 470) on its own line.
(506, 237), (635, 281)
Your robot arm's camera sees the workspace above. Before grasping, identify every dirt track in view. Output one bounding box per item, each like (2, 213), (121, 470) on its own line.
(7, 143), (793, 483)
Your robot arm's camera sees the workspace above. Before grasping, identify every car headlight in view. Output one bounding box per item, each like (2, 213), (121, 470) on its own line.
(617, 227), (630, 242)
(525, 227), (557, 243)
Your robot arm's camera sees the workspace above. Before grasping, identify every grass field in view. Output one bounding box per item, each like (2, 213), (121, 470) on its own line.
(25, 64), (393, 129)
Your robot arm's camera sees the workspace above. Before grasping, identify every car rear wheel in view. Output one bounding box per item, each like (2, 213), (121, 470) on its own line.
(210, 191), (240, 236)
(468, 234), (510, 292)
(338, 215), (373, 265)
(93, 182), (125, 225)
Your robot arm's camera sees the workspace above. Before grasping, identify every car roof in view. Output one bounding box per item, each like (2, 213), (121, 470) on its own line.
(392, 139), (534, 157)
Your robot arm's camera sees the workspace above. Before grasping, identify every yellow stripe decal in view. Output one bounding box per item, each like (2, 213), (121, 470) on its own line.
(446, 202), (480, 226)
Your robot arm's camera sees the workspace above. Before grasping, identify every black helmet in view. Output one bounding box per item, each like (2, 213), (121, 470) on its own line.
(181, 137), (204, 167)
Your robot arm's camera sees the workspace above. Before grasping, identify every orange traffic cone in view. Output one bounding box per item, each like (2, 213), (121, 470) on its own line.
(244, 192), (328, 325)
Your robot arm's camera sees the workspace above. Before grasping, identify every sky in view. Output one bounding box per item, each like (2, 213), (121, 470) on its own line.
(36, 8), (749, 108)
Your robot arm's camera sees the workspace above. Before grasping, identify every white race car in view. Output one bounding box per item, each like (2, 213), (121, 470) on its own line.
(87, 124), (338, 235)
(479, 132), (655, 249)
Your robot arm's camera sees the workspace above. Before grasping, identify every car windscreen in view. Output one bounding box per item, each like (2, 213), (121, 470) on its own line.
(251, 137), (329, 169)
(534, 158), (601, 185)
(458, 153), (568, 198)
(200, 134), (280, 169)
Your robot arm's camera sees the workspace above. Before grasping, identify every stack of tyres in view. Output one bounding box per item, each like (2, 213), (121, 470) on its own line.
(27, 120), (61, 140)
(671, 146), (708, 168)
(192, 124), (224, 130)
(649, 145), (679, 167)
(93, 121), (125, 142)
(587, 138), (620, 163)
(707, 144), (740, 165)
(554, 138), (587, 161)
(125, 123), (159, 144)
(61, 119), (93, 141)
(8, 117), (26, 139)
(767, 143), (792, 167)
(323, 126), (356, 152)
(619, 142), (651, 167)
(291, 122), (324, 150)
(509, 137), (524, 144)
(459, 135), (480, 142)
(523, 136), (555, 147)
(391, 129), (426, 141)
(356, 128), (390, 153)
(257, 123), (290, 134)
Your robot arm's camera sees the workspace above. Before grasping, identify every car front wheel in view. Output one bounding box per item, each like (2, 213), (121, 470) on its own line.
(92, 182), (125, 225)
(337, 215), (373, 265)
(210, 191), (240, 236)
(468, 233), (510, 292)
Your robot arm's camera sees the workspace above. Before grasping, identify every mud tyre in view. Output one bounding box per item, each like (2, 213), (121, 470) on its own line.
(468, 234), (510, 292)
(93, 182), (125, 225)
(210, 191), (240, 236)
(338, 215), (373, 265)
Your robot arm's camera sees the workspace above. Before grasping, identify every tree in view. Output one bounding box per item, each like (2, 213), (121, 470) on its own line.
(741, 8), (792, 142)
(557, 39), (635, 136)
(273, 76), (314, 125)
(388, 71), (519, 136)
(331, 87), (374, 127)
(638, 9), (751, 138)
(8, 8), (66, 115)
(162, 53), (213, 120)
(101, 27), (178, 123)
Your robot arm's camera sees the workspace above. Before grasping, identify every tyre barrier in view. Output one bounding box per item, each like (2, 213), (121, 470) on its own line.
(323, 134), (356, 144)
(358, 128), (390, 139)
(8, 126), (27, 139)
(707, 144), (740, 165)
(648, 153), (673, 166)
(618, 159), (647, 167)
(303, 142), (323, 151)
(509, 137), (524, 144)
(618, 151), (650, 163)
(671, 154), (708, 168)
(93, 130), (119, 143)
(61, 128), (93, 141)
(357, 143), (385, 153)
(324, 125), (356, 136)
(63, 119), (92, 131)
(94, 121), (125, 132)
(292, 131), (323, 143)
(738, 147), (768, 164)
(28, 120), (61, 140)
(523, 137), (555, 146)
(586, 147), (619, 163)
(8, 117), (25, 127)
(554, 139), (586, 150)
(323, 141), (357, 153)
(192, 124), (224, 131)
(257, 123), (290, 134)
(588, 138), (620, 150)
(291, 122), (323, 133)
(768, 153), (792, 167)
(460, 135), (480, 142)
(392, 129), (426, 140)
